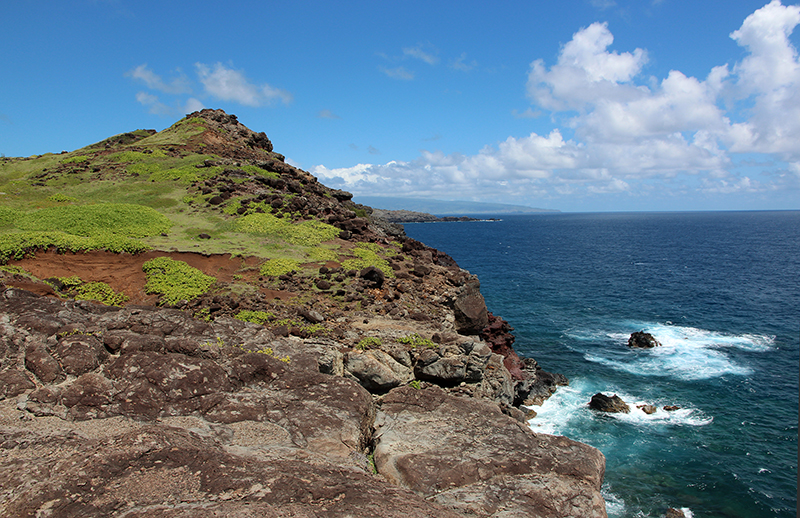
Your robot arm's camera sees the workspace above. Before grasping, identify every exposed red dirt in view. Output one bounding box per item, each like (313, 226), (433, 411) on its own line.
(6, 250), (296, 305)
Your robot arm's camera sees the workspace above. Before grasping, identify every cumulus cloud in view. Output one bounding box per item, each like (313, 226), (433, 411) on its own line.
(316, 2), (800, 207)
(195, 62), (293, 106)
(127, 64), (192, 94)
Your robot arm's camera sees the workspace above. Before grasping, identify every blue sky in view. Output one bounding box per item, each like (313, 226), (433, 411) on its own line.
(2, 0), (799, 212)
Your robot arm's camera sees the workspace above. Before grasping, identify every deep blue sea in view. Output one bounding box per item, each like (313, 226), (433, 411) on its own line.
(402, 211), (799, 518)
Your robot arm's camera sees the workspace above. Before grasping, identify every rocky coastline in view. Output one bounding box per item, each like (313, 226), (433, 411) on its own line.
(0, 109), (607, 517)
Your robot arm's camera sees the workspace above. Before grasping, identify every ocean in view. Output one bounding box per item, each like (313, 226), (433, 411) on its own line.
(402, 211), (799, 518)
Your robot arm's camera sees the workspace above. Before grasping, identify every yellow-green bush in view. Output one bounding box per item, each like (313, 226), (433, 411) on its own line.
(259, 258), (299, 276)
(142, 257), (216, 305)
(235, 213), (340, 246)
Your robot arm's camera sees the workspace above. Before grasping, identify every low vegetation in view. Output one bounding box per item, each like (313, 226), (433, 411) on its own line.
(142, 257), (217, 305)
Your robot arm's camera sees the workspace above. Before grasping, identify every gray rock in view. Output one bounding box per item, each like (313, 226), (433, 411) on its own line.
(374, 385), (607, 517)
(346, 349), (413, 391)
(628, 331), (661, 348)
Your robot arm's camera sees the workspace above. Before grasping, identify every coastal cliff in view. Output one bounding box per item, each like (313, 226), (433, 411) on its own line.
(0, 109), (606, 517)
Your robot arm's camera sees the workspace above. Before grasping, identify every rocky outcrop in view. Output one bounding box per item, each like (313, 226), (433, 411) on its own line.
(374, 385), (607, 517)
(628, 331), (661, 348)
(0, 285), (607, 517)
(589, 393), (631, 413)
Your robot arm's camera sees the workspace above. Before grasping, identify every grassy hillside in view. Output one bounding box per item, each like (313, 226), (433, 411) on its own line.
(0, 109), (407, 313)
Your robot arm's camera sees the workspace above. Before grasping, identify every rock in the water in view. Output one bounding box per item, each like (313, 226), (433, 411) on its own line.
(666, 508), (687, 518)
(589, 393), (631, 413)
(628, 331), (661, 348)
(637, 404), (657, 415)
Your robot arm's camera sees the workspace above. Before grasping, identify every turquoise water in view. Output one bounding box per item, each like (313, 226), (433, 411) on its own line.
(403, 211), (799, 518)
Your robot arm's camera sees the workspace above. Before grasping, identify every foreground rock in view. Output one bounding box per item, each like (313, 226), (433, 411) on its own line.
(0, 286), (607, 517)
(375, 385), (607, 518)
(627, 331), (661, 349)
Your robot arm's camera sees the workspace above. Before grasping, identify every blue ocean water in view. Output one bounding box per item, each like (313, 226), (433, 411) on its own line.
(402, 211), (799, 518)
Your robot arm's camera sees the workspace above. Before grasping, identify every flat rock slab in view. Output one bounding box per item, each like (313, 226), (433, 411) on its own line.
(374, 385), (607, 518)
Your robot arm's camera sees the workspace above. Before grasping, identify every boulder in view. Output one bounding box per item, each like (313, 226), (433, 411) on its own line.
(374, 385), (607, 517)
(589, 393), (631, 413)
(452, 277), (488, 335)
(346, 349), (412, 391)
(628, 331), (661, 348)
(637, 404), (658, 415)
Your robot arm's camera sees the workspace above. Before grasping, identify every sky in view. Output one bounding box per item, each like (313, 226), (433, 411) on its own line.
(2, 0), (799, 212)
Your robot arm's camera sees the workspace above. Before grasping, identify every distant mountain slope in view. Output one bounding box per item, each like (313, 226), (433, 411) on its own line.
(354, 196), (558, 215)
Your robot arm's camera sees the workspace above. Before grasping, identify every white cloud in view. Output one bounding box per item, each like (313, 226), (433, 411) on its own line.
(380, 66), (415, 80)
(195, 62), (293, 106)
(135, 91), (173, 115)
(450, 52), (478, 72)
(318, 109), (340, 119)
(726, 0), (800, 158)
(321, 3), (800, 208)
(403, 44), (439, 65)
(184, 97), (205, 114)
(127, 64), (192, 94)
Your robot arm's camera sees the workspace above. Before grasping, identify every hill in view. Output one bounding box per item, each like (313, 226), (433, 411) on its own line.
(0, 109), (606, 517)
(354, 196), (558, 215)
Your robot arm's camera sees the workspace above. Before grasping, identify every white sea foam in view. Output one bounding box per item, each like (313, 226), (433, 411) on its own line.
(526, 379), (711, 437)
(570, 322), (773, 380)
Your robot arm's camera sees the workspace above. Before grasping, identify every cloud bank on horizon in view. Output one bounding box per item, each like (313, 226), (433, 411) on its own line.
(305, 0), (800, 210)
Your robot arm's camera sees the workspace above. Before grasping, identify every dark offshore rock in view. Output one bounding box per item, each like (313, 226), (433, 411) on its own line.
(589, 393), (631, 413)
(628, 331), (661, 348)
(374, 385), (607, 517)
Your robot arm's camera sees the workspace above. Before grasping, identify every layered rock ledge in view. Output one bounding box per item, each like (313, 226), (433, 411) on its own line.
(0, 285), (607, 517)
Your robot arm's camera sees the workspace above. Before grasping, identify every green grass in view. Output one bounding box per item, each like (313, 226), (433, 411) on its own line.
(341, 242), (396, 278)
(142, 256), (217, 305)
(235, 213), (341, 246)
(14, 203), (171, 237)
(260, 258), (300, 276)
(0, 231), (149, 263)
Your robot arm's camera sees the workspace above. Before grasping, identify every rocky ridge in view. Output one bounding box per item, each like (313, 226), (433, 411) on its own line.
(0, 109), (607, 517)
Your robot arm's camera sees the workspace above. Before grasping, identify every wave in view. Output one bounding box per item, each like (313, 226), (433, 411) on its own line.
(526, 379), (712, 437)
(566, 322), (774, 381)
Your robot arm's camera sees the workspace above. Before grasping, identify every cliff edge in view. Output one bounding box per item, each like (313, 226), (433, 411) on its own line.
(0, 109), (606, 517)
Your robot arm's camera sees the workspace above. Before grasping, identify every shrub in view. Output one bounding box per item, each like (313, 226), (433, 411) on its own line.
(398, 333), (436, 348)
(0, 231), (149, 264)
(234, 310), (275, 325)
(47, 193), (78, 203)
(61, 155), (89, 164)
(15, 203), (171, 238)
(341, 242), (395, 278)
(74, 281), (129, 306)
(259, 258), (299, 277)
(235, 213), (340, 246)
(142, 256), (216, 305)
(356, 336), (382, 350)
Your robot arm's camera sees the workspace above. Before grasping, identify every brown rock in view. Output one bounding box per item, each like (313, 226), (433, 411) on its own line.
(374, 385), (607, 517)
(589, 393), (631, 413)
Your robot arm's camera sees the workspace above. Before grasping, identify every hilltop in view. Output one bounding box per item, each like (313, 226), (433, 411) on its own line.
(0, 109), (606, 517)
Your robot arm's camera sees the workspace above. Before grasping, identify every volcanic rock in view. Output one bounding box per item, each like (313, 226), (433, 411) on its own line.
(589, 393), (631, 413)
(628, 331), (661, 348)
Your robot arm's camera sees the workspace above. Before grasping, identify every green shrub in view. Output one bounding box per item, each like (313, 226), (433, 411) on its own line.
(356, 336), (382, 350)
(0, 231), (149, 263)
(234, 310), (275, 325)
(235, 213), (340, 246)
(61, 155), (89, 164)
(0, 207), (18, 227)
(142, 256), (216, 305)
(47, 193), (78, 203)
(74, 281), (129, 306)
(306, 247), (339, 263)
(259, 258), (299, 276)
(341, 242), (395, 278)
(398, 333), (436, 348)
(15, 203), (171, 238)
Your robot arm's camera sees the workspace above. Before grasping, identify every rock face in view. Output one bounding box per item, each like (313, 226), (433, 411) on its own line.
(374, 385), (607, 518)
(628, 331), (661, 348)
(0, 286), (607, 517)
(589, 393), (631, 413)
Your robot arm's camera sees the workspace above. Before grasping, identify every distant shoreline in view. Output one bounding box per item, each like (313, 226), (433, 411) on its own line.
(370, 208), (501, 224)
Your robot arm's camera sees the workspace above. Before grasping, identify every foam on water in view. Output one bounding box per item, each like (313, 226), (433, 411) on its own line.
(526, 379), (711, 437)
(568, 322), (774, 380)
